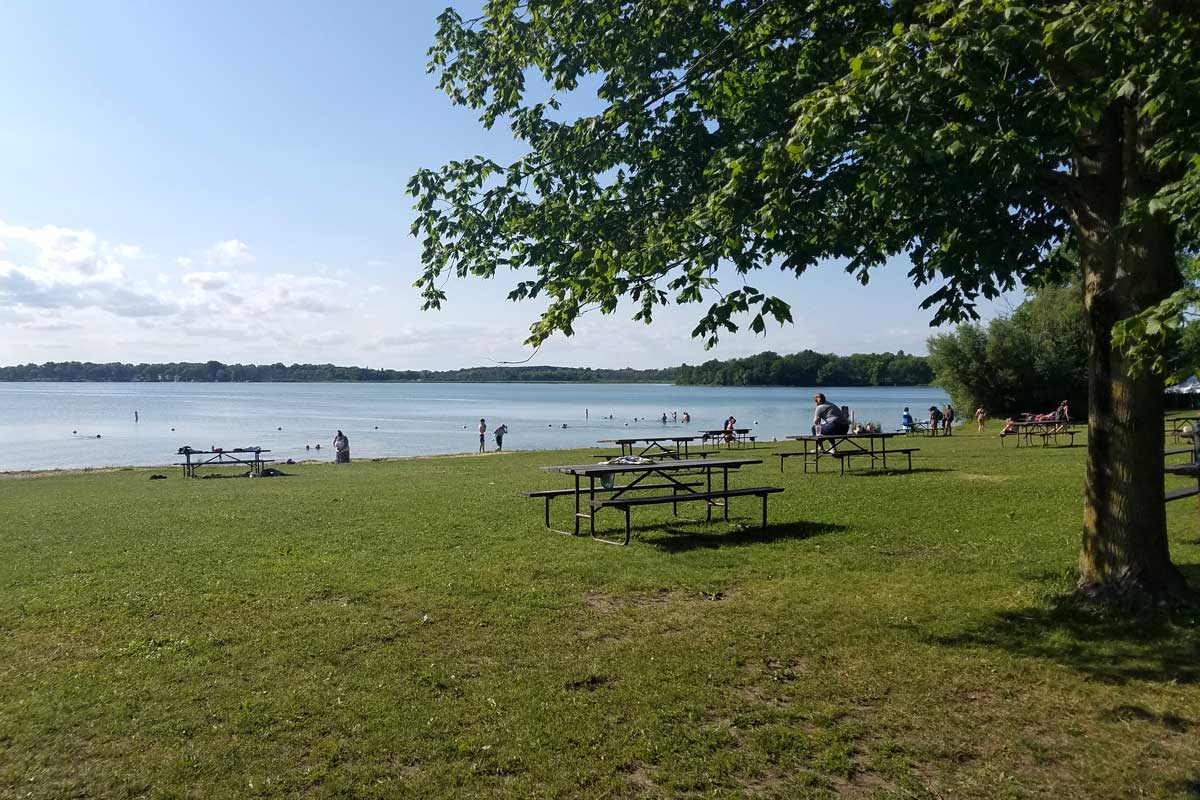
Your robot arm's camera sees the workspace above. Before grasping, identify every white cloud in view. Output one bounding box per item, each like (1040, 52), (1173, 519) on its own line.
(0, 221), (177, 320)
(182, 271), (231, 291)
(0, 218), (124, 283)
(175, 256), (193, 267)
(211, 239), (252, 264)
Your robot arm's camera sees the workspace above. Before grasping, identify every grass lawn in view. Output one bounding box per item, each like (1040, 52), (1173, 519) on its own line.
(1, 430), (1198, 799)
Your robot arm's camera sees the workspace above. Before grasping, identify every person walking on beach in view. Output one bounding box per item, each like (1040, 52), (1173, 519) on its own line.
(494, 423), (508, 451)
(478, 418), (487, 453)
(333, 430), (350, 463)
(975, 406), (986, 432)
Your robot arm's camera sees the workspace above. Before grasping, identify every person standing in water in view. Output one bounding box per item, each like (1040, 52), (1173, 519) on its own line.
(494, 423), (508, 451)
(478, 418), (487, 453)
(134, 410), (139, 423)
(333, 430), (350, 463)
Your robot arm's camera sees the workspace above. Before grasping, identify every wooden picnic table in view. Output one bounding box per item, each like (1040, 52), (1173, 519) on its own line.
(700, 428), (757, 447)
(595, 435), (703, 459)
(535, 457), (777, 545)
(1165, 416), (1200, 443)
(175, 447), (272, 477)
(1000, 420), (1082, 448)
(780, 432), (914, 474)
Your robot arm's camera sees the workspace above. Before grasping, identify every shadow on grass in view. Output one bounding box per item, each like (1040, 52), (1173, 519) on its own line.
(638, 520), (847, 552)
(933, 564), (1200, 685)
(1168, 777), (1200, 799)
(841, 467), (954, 478)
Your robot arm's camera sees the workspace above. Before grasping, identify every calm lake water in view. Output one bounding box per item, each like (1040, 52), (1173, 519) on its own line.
(0, 382), (949, 472)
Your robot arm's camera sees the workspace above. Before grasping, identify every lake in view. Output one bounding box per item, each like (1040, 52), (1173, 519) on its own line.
(0, 382), (950, 472)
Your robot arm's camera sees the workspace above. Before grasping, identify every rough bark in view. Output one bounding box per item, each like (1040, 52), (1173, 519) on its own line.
(1074, 101), (1189, 600)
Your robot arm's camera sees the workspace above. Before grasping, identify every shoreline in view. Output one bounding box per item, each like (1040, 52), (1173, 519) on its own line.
(0, 440), (788, 479)
(0, 445), (588, 480)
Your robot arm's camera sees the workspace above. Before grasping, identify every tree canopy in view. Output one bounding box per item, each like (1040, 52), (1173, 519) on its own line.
(411, 0), (1198, 348)
(412, 0), (1200, 600)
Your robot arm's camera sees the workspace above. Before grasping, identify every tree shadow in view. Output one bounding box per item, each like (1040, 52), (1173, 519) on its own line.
(1168, 778), (1200, 799)
(638, 520), (847, 553)
(931, 564), (1200, 685)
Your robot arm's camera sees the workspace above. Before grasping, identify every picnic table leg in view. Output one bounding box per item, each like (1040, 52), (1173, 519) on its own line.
(761, 493), (767, 528)
(573, 474), (581, 535)
(623, 507), (631, 545)
(544, 496), (551, 529)
(589, 476), (597, 538)
(706, 467), (713, 522)
(723, 468), (729, 521)
(881, 437), (888, 470)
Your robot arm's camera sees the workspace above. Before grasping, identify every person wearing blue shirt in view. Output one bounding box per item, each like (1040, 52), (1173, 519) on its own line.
(900, 407), (915, 431)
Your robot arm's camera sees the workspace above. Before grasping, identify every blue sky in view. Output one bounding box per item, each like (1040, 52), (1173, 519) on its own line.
(0, 0), (1018, 370)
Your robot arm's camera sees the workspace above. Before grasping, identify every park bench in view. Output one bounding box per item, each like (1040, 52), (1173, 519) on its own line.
(1165, 485), (1199, 503)
(589, 486), (785, 545)
(521, 481), (703, 529)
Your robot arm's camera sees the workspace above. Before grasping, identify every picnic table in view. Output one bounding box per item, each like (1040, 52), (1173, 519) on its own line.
(595, 435), (706, 459)
(700, 428), (757, 447)
(528, 457), (781, 545)
(999, 420), (1081, 448)
(902, 419), (933, 435)
(1165, 416), (1200, 443)
(175, 447), (272, 477)
(778, 432), (916, 474)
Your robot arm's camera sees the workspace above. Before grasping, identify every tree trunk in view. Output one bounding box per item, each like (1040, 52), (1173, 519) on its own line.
(1075, 101), (1189, 600)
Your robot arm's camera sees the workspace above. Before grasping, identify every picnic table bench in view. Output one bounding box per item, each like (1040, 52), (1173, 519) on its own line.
(174, 447), (272, 477)
(778, 432), (917, 474)
(530, 457), (781, 545)
(1164, 461), (1200, 505)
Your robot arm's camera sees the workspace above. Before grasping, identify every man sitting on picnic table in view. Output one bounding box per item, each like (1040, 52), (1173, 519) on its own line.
(812, 394), (850, 437)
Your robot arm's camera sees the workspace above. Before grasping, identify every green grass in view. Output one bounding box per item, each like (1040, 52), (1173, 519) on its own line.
(1, 431), (1198, 799)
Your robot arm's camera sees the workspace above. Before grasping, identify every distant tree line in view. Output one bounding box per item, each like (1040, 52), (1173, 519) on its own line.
(0, 351), (935, 386)
(0, 361), (678, 383)
(674, 351), (933, 387)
